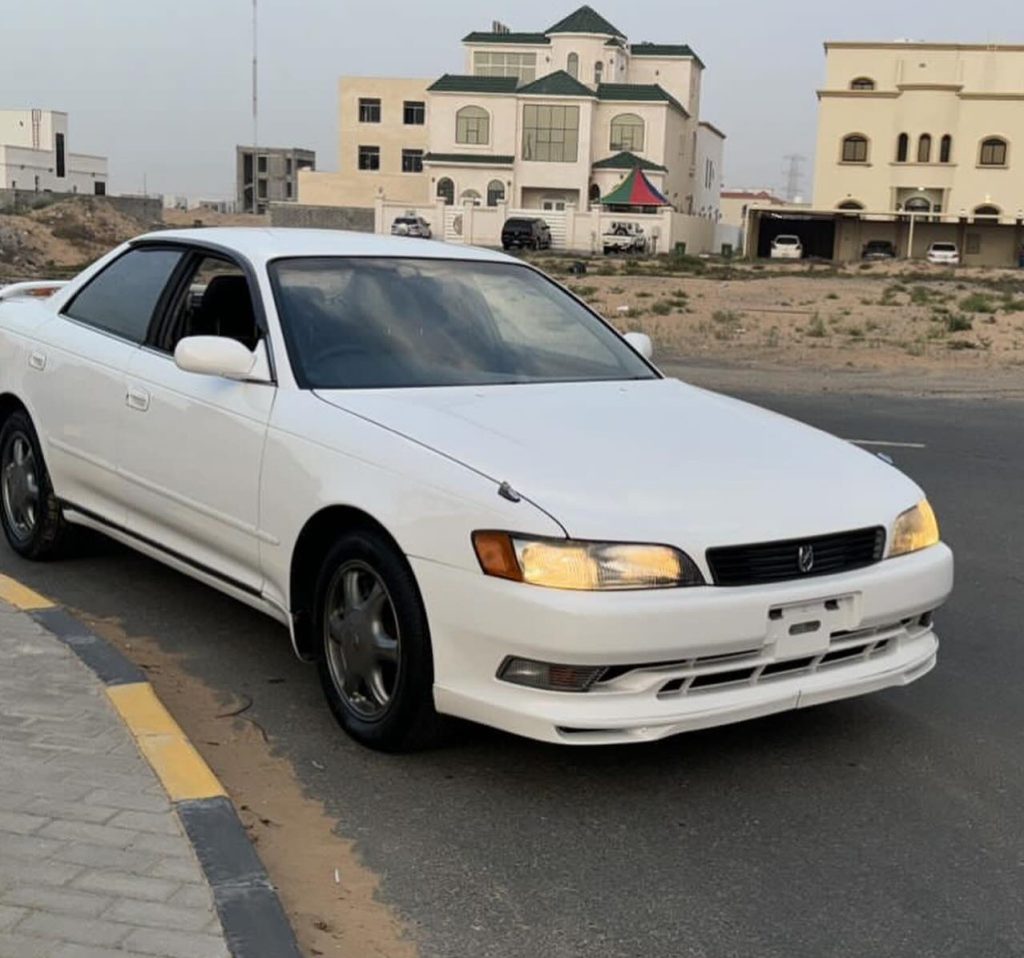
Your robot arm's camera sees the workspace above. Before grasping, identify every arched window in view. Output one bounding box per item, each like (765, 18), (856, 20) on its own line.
(838, 200), (865, 210)
(918, 134), (932, 163)
(588, 182), (601, 204)
(436, 177), (454, 205)
(841, 134), (868, 163)
(594, 62), (603, 86)
(610, 113), (645, 152)
(460, 189), (482, 206)
(973, 205), (1001, 222)
(905, 196), (931, 213)
(850, 77), (876, 91)
(940, 135), (952, 163)
(979, 137), (1008, 166)
(567, 53), (579, 79)
(455, 106), (489, 145)
(486, 179), (505, 207)
(896, 133), (909, 163)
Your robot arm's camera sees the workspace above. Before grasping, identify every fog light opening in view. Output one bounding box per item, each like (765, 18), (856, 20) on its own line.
(497, 657), (606, 692)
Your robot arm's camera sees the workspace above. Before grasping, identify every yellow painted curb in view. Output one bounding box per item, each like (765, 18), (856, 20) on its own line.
(107, 683), (225, 802)
(0, 574), (54, 611)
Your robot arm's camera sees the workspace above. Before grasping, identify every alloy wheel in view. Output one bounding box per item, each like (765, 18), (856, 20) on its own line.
(1, 432), (39, 543)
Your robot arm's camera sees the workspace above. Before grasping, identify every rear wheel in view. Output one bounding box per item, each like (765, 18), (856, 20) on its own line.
(314, 529), (441, 751)
(0, 411), (66, 559)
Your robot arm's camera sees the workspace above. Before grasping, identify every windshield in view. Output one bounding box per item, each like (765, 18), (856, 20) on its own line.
(269, 257), (657, 389)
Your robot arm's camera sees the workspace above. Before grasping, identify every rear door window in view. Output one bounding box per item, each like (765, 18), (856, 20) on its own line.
(64, 248), (183, 343)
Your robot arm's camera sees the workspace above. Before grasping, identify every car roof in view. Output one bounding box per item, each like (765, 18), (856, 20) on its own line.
(131, 228), (512, 266)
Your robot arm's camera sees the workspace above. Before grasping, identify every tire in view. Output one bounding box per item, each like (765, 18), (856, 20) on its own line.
(314, 528), (441, 751)
(0, 410), (66, 560)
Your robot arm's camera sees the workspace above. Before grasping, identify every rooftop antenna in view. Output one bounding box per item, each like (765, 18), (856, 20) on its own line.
(782, 154), (805, 203)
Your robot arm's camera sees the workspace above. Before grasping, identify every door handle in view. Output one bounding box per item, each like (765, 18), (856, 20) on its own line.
(28, 351), (46, 371)
(126, 387), (150, 412)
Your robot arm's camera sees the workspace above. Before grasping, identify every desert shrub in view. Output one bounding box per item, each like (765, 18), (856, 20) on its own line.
(945, 314), (973, 332)
(805, 313), (827, 337)
(960, 292), (996, 313)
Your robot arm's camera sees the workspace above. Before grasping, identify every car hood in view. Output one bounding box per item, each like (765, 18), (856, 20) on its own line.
(315, 379), (921, 556)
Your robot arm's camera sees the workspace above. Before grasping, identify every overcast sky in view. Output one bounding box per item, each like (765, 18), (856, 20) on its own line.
(2, 1), (1018, 200)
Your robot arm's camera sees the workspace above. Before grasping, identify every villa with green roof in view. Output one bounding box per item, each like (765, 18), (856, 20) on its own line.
(300, 5), (725, 231)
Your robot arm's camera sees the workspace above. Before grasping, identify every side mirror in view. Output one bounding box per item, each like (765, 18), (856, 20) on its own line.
(624, 331), (653, 360)
(174, 336), (258, 381)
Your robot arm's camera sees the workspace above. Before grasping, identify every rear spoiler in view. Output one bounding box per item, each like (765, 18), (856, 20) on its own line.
(0, 281), (68, 303)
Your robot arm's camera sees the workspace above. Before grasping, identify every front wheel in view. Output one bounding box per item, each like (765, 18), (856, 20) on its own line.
(0, 410), (66, 560)
(314, 529), (441, 751)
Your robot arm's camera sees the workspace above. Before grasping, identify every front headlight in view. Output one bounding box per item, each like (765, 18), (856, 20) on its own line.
(472, 532), (704, 591)
(889, 500), (940, 557)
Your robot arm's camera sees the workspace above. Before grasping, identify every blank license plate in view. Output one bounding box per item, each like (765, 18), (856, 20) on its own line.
(767, 595), (857, 659)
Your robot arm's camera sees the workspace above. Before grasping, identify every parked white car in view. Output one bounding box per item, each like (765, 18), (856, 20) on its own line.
(926, 242), (960, 266)
(603, 222), (647, 255)
(0, 229), (953, 750)
(770, 235), (804, 259)
(390, 215), (432, 239)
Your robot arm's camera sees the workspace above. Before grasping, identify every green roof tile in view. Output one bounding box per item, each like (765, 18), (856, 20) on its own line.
(630, 43), (705, 68)
(597, 83), (689, 115)
(516, 70), (595, 97)
(427, 75), (520, 94)
(592, 151), (667, 172)
(462, 31), (550, 45)
(546, 6), (624, 37)
(423, 153), (515, 166)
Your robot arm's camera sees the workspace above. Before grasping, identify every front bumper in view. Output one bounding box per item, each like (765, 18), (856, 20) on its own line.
(412, 544), (953, 745)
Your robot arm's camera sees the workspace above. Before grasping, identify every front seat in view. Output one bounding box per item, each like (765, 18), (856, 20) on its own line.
(194, 275), (260, 350)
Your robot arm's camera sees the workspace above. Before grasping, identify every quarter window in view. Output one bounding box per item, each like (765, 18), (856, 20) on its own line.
(358, 98), (381, 123)
(841, 134), (868, 163)
(358, 146), (380, 171)
(456, 106), (490, 145)
(610, 113), (644, 152)
(522, 104), (580, 163)
(979, 137), (1008, 166)
(403, 101), (425, 125)
(64, 248), (183, 343)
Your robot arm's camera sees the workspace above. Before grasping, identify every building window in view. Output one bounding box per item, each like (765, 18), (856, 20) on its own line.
(973, 205), (1000, 222)
(460, 189), (482, 206)
(456, 106), (489, 145)
(359, 98), (381, 123)
(610, 113), (644, 152)
(437, 177), (455, 205)
(841, 134), (868, 163)
(594, 62), (603, 85)
(940, 135), (952, 163)
(472, 51), (536, 83)
(285, 158), (293, 175)
(567, 53), (579, 79)
(55, 132), (66, 178)
(257, 154), (268, 173)
(979, 137), (1008, 166)
(917, 134), (932, 163)
(838, 200), (864, 210)
(589, 182), (601, 204)
(285, 182), (293, 199)
(850, 77), (876, 91)
(522, 104), (580, 163)
(358, 145), (380, 170)
(404, 101), (425, 125)
(896, 133), (909, 162)
(402, 149), (424, 173)
(257, 179), (268, 199)
(486, 179), (505, 206)
(94, 181), (106, 196)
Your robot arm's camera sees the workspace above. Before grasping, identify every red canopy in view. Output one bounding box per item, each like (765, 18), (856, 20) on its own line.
(600, 167), (671, 207)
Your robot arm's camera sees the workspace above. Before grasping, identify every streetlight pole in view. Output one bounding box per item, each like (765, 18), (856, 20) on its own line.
(251, 0), (259, 214)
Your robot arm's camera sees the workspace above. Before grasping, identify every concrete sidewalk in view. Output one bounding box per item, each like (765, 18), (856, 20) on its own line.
(0, 599), (231, 958)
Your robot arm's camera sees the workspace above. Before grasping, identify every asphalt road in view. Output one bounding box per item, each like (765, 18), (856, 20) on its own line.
(3, 385), (1022, 958)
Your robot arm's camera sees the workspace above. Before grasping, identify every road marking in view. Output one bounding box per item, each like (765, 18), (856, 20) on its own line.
(0, 574), (54, 611)
(848, 439), (927, 450)
(106, 682), (225, 802)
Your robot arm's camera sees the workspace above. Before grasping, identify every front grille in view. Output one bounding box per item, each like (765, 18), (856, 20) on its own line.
(706, 527), (886, 587)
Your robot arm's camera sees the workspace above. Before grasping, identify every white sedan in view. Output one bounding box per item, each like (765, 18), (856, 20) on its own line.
(0, 230), (953, 750)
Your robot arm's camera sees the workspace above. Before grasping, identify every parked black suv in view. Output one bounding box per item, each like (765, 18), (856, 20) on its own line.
(501, 217), (552, 251)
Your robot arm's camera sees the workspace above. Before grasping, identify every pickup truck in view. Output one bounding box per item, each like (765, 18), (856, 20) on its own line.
(602, 222), (647, 255)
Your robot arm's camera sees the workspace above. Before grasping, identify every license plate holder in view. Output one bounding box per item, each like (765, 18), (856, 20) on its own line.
(767, 595), (857, 659)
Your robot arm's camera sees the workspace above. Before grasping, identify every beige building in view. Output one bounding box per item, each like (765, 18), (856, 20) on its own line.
(0, 109), (107, 195)
(814, 42), (1024, 220)
(301, 5), (724, 218)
